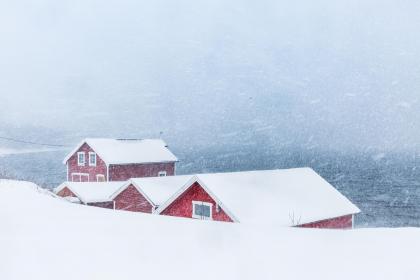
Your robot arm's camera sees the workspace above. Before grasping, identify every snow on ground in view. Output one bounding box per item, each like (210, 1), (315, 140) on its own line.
(1, 179), (420, 280)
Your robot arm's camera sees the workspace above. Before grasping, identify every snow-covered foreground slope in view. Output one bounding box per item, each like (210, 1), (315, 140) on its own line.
(1, 180), (419, 280)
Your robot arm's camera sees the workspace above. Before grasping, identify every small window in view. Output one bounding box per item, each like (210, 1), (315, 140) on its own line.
(96, 174), (105, 182)
(77, 152), (85, 166)
(89, 152), (97, 166)
(71, 173), (89, 182)
(192, 201), (212, 220)
(158, 171), (167, 177)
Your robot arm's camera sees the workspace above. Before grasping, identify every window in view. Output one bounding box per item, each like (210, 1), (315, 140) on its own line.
(192, 201), (212, 220)
(158, 171), (167, 177)
(96, 174), (105, 182)
(77, 152), (85, 166)
(89, 152), (97, 166)
(71, 173), (89, 182)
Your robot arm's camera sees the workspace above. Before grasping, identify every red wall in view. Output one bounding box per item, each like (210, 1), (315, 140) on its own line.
(87, 201), (114, 209)
(299, 214), (354, 229)
(57, 186), (113, 209)
(114, 184), (154, 213)
(57, 186), (76, 197)
(67, 143), (108, 182)
(67, 142), (176, 181)
(109, 162), (175, 181)
(160, 182), (233, 222)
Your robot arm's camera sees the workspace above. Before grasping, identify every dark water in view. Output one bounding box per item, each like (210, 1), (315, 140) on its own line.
(1, 147), (419, 228)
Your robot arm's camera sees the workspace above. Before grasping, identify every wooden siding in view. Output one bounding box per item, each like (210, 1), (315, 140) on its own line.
(109, 162), (175, 181)
(160, 182), (233, 222)
(87, 201), (114, 209)
(56, 186), (76, 198)
(67, 143), (107, 182)
(299, 214), (354, 229)
(114, 184), (154, 213)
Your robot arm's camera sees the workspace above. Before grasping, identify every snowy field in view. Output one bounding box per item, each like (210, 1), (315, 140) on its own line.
(1, 179), (420, 280)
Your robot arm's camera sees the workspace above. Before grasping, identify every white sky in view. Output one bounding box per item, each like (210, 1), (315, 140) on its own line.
(1, 0), (420, 152)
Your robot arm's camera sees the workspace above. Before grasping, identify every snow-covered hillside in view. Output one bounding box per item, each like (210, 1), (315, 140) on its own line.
(1, 180), (419, 280)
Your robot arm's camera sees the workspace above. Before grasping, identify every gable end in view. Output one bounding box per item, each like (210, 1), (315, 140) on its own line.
(158, 180), (236, 222)
(113, 184), (154, 213)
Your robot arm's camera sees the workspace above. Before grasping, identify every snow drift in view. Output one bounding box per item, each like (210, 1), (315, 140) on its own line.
(1, 179), (419, 280)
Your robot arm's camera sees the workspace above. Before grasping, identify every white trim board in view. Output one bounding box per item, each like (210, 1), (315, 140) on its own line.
(109, 180), (156, 208)
(192, 201), (213, 220)
(77, 152), (86, 166)
(71, 173), (89, 182)
(55, 182), (122, 204)
(96, 174), (105, 182)
(89, 152), (97, 166)
(63, 140), (94, 165)
(63, 138), (179, 165)
(155, 176), (239, 222)
(55, 182), (88, 204)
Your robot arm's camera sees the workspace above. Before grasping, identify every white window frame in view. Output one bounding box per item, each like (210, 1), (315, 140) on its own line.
(96, 174), (105, 182)
(89, 152), (97, 166)
(192, 201), (212, 220)
(77, 152), (85, 166)
(71, 173), (89, 182)
(158, 171), (167, 177)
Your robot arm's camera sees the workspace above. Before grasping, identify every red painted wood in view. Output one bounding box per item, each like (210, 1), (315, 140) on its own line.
(67, 143), (107, 182)
(66, 142), (175, 181)
(87, 201), (114, 209)
(114, 184), (154, 213)
(57, 186), (76, 197)
(160, 182), (233, 222)
(299, 214), (353, 229)
(109, 162), (175, 181)
(57, 186), (113, 208)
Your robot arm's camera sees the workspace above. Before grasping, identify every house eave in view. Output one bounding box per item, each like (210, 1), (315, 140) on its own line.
(107, 160), (178, 166)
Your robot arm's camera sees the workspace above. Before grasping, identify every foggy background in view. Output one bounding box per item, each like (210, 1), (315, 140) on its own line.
(1, 0), (420, 153)
(1, 0), (420, 226)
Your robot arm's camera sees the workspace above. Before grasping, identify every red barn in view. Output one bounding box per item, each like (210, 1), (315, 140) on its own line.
(55, 178), (183, 213)
(117, 175), (194, 210)
(55, 168), (361, 229)
(156, 168), (360, 229)
(110, 183), (155, 213)
(55, 181), (155, 212)
(63, 138), (178, 182)
(55, 181), (124, 209)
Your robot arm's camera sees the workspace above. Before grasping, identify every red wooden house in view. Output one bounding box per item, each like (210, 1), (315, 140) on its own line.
(55, 168), (360, 229)
(55, 181), (154, 212)
(155, 168), (360, 229)
(55, 176), (189, 212)
(112, 175), (194, 211)
(55, 181), (125, 209)
(63, 138), (178, 182)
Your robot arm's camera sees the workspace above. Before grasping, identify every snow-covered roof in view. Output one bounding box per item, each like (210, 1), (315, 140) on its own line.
(55, 181), (125, 204)
(54, 168), (360, 226)
(63, 138), (178, 165)
(157, 168), (361, 226)
(63, 196), (81, 203)
(125, 175), (193, 206)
